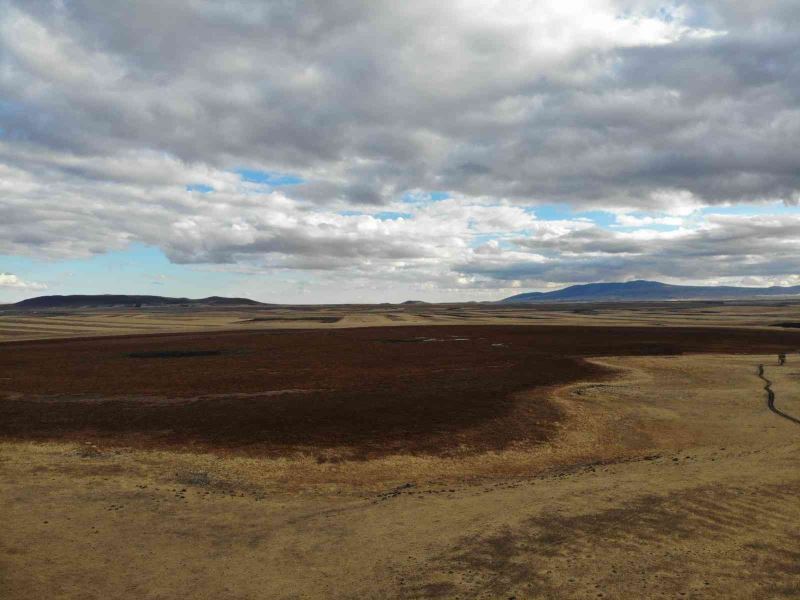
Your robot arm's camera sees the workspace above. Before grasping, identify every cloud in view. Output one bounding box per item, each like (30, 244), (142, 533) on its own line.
(0, 1), (799, 297)
(0, 273), (46, 290)
(614, 213), (687, 227)
(458, 214), (800, 286)
(0, 1), (757, 208)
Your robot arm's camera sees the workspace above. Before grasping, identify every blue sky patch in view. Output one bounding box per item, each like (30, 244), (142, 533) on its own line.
(338, 210), (413, 221)
(0, 243), (241, 300)
(402, 191), (451, 204)
(527, 204), (617, 227)
(236, 169), (303, 186)
(186, 183), (214, 193)
(374, 211), (412, 221)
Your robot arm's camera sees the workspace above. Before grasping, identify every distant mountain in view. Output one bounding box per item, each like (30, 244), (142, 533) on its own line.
(13, 294), (265, 309)
(500, 280), (800, 303)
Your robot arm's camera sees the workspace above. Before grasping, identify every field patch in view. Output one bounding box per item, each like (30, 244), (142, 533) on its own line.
(2, 325), (800, 459)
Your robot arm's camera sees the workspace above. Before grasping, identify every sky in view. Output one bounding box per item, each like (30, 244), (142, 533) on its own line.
(2, 1), (800, 303)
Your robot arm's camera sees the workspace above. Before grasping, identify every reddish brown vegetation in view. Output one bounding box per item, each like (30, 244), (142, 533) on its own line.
(2, 325), (800, 458)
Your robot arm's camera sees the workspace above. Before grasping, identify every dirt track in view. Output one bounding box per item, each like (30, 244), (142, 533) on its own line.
(758, 364), (800, 425)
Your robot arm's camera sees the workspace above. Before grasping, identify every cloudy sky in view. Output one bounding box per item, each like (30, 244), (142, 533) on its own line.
(2, 1), (800, 303)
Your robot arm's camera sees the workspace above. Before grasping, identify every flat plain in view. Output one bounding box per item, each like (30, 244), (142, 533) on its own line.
(2, 301), (800, 599)
(3, 298), (800, 341)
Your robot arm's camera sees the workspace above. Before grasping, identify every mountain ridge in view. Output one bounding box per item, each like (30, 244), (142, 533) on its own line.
(500, 280), (800, 303)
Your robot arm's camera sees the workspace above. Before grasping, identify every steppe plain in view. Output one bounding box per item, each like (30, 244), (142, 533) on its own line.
(2, 300), (800, 599)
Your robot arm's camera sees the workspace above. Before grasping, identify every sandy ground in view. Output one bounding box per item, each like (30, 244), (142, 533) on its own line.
(3, 298), (800, 341)
(2, 352), (799, 599)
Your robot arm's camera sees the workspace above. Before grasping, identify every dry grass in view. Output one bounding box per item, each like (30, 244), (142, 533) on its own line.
(2, 353), (800, 598)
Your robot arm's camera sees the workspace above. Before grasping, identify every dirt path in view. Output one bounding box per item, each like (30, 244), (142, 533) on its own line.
(758, 363), (800, 425)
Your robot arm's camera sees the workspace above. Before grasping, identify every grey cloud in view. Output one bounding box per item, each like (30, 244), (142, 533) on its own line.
(5, 0), (800, 210)
(460, 215), (800, 284)
(515, 228), (647, 255)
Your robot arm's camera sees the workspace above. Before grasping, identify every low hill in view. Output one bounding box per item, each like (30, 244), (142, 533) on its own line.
(13, 294), (265, 309)
(500, 280), (800, 303)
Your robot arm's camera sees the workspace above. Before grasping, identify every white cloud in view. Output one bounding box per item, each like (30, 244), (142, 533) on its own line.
(614, 214), (685, 227)
(0, 273), (47, 290)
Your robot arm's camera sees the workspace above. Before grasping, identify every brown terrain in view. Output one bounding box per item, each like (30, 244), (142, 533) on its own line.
(3, 298), (800, 341)
(2, 305), (800, 599)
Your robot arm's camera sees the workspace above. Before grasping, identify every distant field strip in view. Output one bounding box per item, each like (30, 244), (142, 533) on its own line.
(4, 300), (800, 341)
(0, 313), (254, 340)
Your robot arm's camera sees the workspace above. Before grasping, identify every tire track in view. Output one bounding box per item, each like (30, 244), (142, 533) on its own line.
(757, 364), (800, 425)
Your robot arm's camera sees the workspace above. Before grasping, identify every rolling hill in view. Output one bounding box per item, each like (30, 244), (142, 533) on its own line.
(11, 294), (265, 309)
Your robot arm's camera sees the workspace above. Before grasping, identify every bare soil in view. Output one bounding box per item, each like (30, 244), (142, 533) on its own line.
(3, 326), (800, 459)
